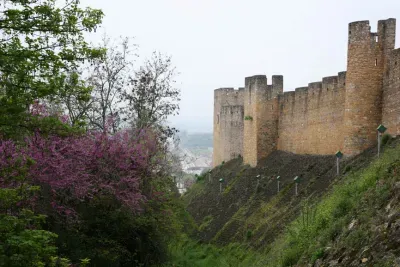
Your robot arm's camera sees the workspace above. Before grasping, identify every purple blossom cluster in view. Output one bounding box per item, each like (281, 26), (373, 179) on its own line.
(0, 127), (159, 215)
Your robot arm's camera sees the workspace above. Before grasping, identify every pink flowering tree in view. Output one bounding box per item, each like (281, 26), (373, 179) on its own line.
(0, 100), (179, 265)
(1, 100), (163, 216)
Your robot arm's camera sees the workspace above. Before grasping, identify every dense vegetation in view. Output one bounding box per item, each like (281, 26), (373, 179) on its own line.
(0, 1), (186, 266)
(178, 138), (400, 266)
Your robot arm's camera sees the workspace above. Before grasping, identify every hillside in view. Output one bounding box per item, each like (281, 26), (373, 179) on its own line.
(177, 136), (400, 266)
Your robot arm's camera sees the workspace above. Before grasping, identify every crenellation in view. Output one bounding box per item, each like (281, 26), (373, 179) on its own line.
(307, 83), (321, 98)
(338, 71), (347, 86)
(348, 21), (371, 44)
(378, 19), (396, 74)
(213, 18), (399, 167)
(272, 75), (284, 97)
(308, 82), (322, 90)
(322, 76), (338, 87)
(294, 86), (308, 99)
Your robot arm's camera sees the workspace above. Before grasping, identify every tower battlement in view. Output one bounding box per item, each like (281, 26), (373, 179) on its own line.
(213, 18), (399, 167)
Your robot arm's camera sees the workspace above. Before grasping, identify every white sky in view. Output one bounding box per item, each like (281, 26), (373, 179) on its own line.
(82, 0), (400, 133)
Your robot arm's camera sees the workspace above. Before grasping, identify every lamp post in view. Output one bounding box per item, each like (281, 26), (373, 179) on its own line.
(219, 178), (224, 193)
(256, 175), (261, 191)
(377, 124), (387, 158)
(294, 176), (299, 196)
(335, 151), (343, 176)
(277, 176), (281, 193)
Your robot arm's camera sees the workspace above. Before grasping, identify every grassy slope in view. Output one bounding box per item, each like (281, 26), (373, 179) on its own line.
(165, 138), (400, 266)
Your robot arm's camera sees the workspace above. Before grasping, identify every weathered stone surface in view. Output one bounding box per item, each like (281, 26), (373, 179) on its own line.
(213, 88), (244, 167)
(213, 18), (399, 167)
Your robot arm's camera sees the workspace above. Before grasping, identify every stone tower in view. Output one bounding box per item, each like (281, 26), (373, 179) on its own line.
(213, 88), (244, 167)
(242, 75), (283, 167)
(343, 19), (396, 155)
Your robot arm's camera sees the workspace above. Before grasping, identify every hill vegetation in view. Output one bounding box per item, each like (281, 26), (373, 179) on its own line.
(176, 137), (400, 266)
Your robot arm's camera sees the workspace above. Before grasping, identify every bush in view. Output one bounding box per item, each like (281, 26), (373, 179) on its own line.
(310, 248), (324, 264)
(246, 230), (252, 240)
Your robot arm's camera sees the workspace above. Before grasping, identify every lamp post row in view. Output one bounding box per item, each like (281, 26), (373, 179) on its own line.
(214, 124), (387, 195)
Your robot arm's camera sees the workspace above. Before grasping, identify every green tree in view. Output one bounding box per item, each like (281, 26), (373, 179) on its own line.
(0, 0), (104, 137)
(0, 155), (69, 267)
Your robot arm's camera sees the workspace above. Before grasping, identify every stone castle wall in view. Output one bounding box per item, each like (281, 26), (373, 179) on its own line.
(242, 76), (282, 166)
(277, 73), (346, 156)
(213, 88), (244, 167)
(383, 48), (400, 136)
(213, 18), (399, 167)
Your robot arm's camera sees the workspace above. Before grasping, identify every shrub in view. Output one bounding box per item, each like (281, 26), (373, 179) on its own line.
(310, 248), (324, 264)
(246, 230), (252, 240)
(244, 115), (253, 121)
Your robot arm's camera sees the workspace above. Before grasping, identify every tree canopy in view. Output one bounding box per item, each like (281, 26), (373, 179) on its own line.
(0, 0), (104, 137)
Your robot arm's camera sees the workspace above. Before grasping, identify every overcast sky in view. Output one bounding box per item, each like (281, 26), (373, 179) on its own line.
(82, 0), (400, 133)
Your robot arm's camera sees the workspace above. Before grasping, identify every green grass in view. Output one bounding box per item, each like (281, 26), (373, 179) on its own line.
(198, 215), (213, 231)
(262, 143), (400, 266)
(173, 143), (400, 267)
(160, 236), (268, 267)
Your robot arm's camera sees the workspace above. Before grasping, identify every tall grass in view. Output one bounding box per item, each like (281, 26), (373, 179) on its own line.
(263, 144), (400, 266)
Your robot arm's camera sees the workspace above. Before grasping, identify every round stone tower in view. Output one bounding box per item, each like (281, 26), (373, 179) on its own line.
(343, 19), (396, 155)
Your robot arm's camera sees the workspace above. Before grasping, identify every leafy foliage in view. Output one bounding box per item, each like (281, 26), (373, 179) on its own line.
(0, 0), (104, 138)
(0, 1), (186, 266)
(0, 158), (67, 267)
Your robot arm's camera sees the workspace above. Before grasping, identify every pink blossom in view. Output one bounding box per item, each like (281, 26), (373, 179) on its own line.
(0, 129), (159, 214)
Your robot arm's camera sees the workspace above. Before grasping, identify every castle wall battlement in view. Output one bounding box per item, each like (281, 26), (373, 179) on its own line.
(213, 18), (399, 167)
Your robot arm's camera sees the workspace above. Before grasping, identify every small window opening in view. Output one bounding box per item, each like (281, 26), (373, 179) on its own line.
(375, 59), (378, 66)
(326, 87), (329, 91)
(395, 61), (398, 66)
(217, 114), (220, 124)
(349, 30), (351, 35)
(375, 36), (379, 42)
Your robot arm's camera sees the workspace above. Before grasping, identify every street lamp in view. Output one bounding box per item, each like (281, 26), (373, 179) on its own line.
(335, 150), (343, 176)
(377, 124), (387, 158)
(294, 176), (300, 196)
(277, 176), (281, 193)
(219, 178), (224, 193)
